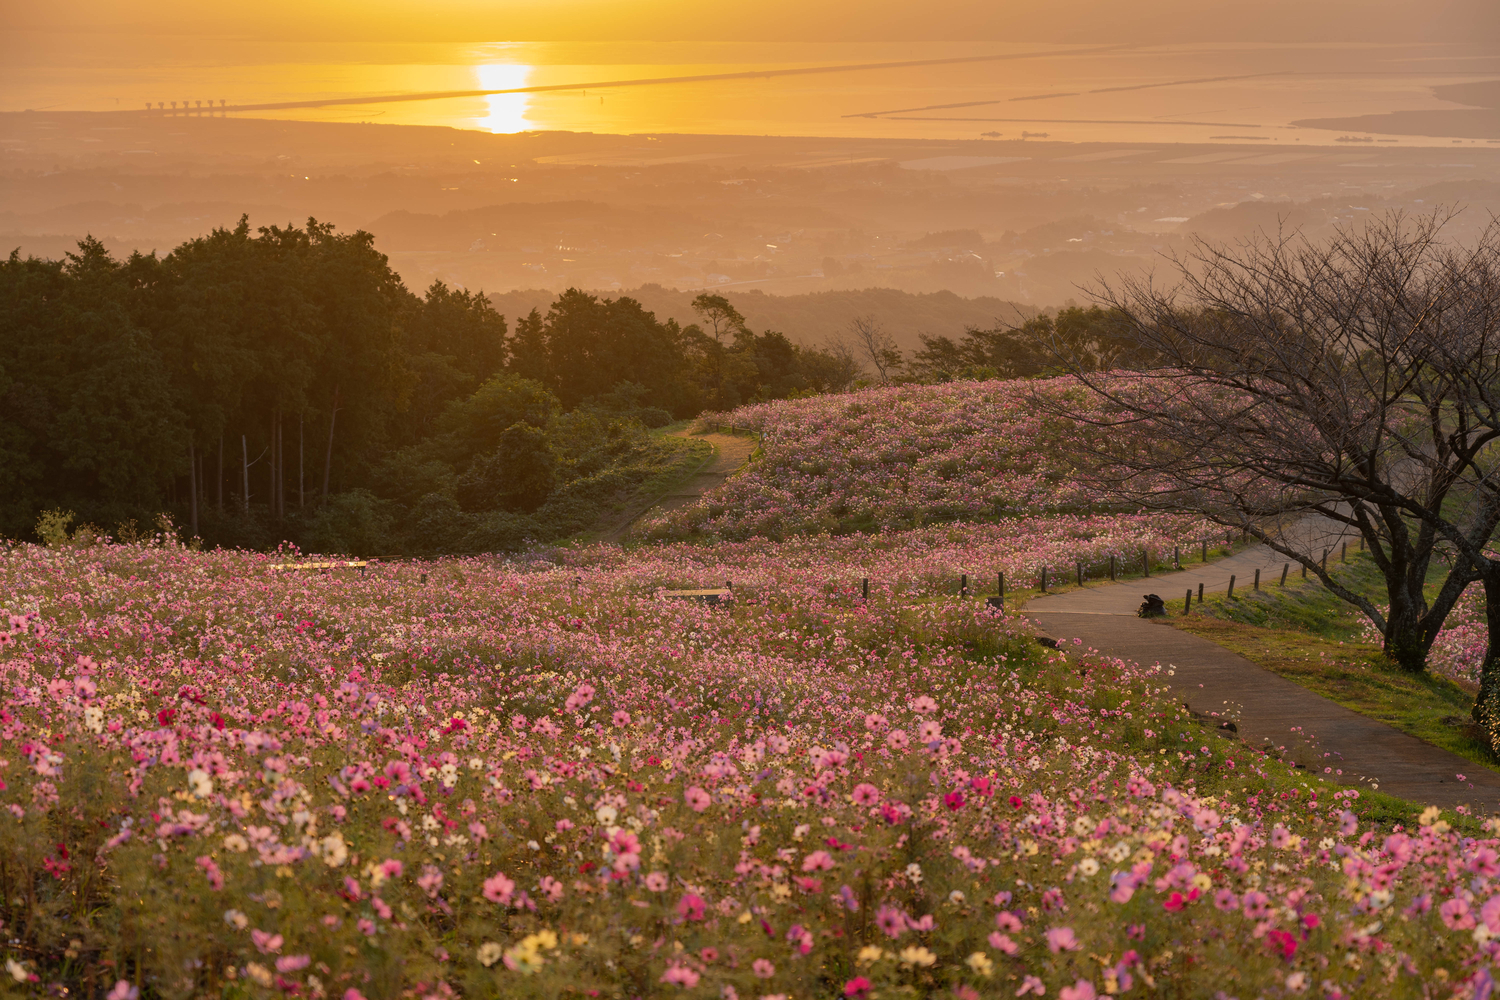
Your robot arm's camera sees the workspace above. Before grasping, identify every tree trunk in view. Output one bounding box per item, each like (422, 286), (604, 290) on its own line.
(1383, 590), (1430, 672)
(217, 434), (223, 513)
(241, 434), (250, 515)
(322, 386), (340, 502)
(299, 413), (305, 509)
(188, 440), (198, 538)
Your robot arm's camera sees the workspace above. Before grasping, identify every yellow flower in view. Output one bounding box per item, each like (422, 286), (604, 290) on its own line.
(966, 952), (994, 978)
(477, 942), (503, 967)
(898, 946), (937, 967)
(856, 945), (886, 966)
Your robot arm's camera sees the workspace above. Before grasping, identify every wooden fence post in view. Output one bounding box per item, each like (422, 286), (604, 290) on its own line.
(998, 572), (1005, 607)
(1185, 590), (1192, 613)
(960, 574), (968, 598)
(1254, 568), (1260, 591)
(1109, 555), (1116, 580)
(1227, 575), (1236, 598)
(862, 578), (869, 600)
(1040, 566), (1048, 593)
(1201, 539), (1207, 562)
(1341, 542), (1347, 563)
(1281, 563), (1289, 586)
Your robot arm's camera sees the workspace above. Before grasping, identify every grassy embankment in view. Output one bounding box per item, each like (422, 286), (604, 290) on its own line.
(1164, 550), (1497, 773)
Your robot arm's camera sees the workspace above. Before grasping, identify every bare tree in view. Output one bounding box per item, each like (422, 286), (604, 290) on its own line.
(1041, 211), (1500, 732)
(847, 315), (903, 384)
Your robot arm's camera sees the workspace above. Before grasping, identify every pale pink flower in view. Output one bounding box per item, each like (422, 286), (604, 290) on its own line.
(886, 729), (910, 751)
(685, 786), (712, 812)
(645, 872), (670, 892)
(989, 932), (1018, 955)
(250, 929), (283, 954)
(802, 850), (835, 872)
(275, 955), (311, 973)
(660, 965), (701, 988)
(851, 783), (881, 806)
(1045, 926), (1080, 953)
(482, 871), (515, 904)
(1059, 980), (1096, 1000)
(752, 958), (776, 978)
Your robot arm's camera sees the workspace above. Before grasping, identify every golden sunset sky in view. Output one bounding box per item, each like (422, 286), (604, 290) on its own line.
(9, 0), (1497, 42)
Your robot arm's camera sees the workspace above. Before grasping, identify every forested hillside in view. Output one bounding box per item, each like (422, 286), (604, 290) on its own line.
(0, 219), (858, 552)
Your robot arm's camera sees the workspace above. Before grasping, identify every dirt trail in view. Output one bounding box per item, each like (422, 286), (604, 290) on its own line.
(596, 431), (756, 543)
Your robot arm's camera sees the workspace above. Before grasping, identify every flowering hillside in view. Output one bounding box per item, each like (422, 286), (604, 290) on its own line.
(1, 534), (1495, 998)
(645, 379), (1116, 540)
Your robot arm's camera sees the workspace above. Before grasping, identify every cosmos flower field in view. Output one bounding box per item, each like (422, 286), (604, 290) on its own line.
(3, 529), (1499, 998)
(646, 379), (1114, 540)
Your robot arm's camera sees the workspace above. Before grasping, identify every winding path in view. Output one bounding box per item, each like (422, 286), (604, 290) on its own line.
(1024, 548), (1500, 810)
(598, 431), (757, 543)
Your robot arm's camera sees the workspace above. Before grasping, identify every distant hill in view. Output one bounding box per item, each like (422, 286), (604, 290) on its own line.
(487, 286), (1039, 352)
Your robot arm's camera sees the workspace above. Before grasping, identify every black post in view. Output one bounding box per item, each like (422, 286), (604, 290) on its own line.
(1185, 590), (1192, 614)
(1040, 566), (1048, 593)
(998, 572), (1005, 607)
(1281, 563), (1289, 586)
(1198, 582), (1204, 602)
(1341, 542), (1347, 564)
(960, 574), (968, 598)
(1173, 546), (1180, 569)
(1254, 568), (1260, 591)
(1201, 539), (1207, 562)
(420, 572), (427, 584)
(862, 578), (869, 600)
(1109, 555), (1116, 581)
(1302, 562), (1308, 579)
(1227, 574), (1236, 598)
(1076, 562), (1082, 587)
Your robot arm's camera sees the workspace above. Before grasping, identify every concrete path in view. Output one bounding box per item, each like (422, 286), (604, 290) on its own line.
(1024, 545), (1500, 811)
(599, 431), (756, 543)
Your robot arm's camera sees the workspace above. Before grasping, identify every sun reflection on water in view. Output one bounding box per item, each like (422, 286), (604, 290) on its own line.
(474, 63), (533, 133)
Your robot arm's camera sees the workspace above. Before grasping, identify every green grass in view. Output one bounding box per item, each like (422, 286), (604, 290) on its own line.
(575, 432), (715, 543)
(1169, 551), (1498, 774)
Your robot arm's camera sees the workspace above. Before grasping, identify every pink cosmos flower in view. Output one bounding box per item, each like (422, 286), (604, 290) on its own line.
(1059, 980), (1097, 1000)
(910, 695), (938, 714)
(918, 720), (942, 742)
(379, 859), (403, 880)
(482, 871), (515, 904)
(684, 786), (712, 812)
(752, 959), (776, 978)
(1213, 889), (1238, 912)
(989, 932), (1019, 955)
(539, 876), (564, 902)
(886, 729), (910, 751)
(344, 992), (368, 1000)
(844, 977), (873, 998)
(275, 955), (311, 973)
(996, 910), (1023, 931)
(645, 872), (670, 892)
(864, 713), (887, 732)
(106, 983), (139, 1000)
(851, 783), (881, 806)
(676, 893), (706, 921)
(1016, 975), (1046, 996)
(1440, 897), (1476, 930)
(250, 929), (283, 954)
(1241, 890), (1272, 920)
(1045, 926), (1080, 953)
(1482, 894), (1500, 933)
(612, 710), (632, 726)
(875, 904), (907, 938)
(660, 965), (701, 988)
(802, 850), (835, 872)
